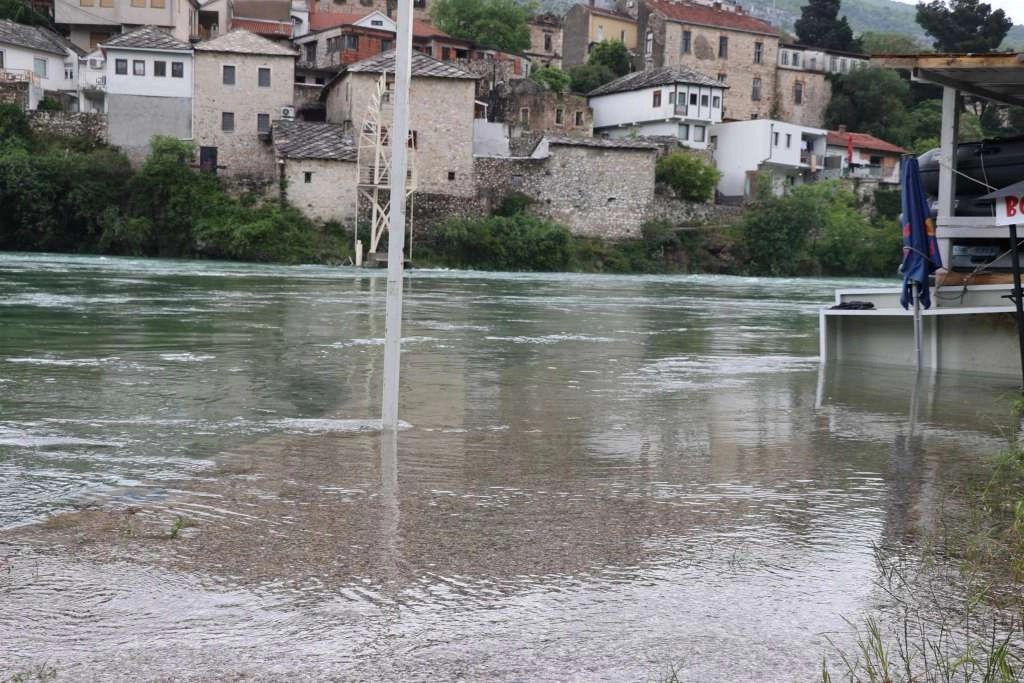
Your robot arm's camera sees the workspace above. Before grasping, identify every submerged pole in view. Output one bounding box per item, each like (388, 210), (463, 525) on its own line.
(1009, 224), (1024, 389)
(381, 0), (414, 430)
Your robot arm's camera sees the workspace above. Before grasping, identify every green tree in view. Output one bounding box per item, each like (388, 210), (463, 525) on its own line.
(0, 103), (30, 147)
(859, 31), (924, 54)
(587, 40), (631, 77)
(655, 152), (721, 202)
(429, 0), (532, 53)
(568, 63), (617, 94)
(529, 65), (570, 92)
(794, 0), (862, 53)
(0, 0), (50, 25)
(915, 0), (1012, 52)
(825, 66), (911, 145)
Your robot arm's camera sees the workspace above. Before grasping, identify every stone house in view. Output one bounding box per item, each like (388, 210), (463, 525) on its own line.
(54, 0), (199, 51)
(322, 50), (477, 197)
(475, 136), (660, 240)
(562, 3), (638, 70)
(272, 119), (358, 223)
(0, 18), (82, 110)
(526, 13), (562, 69)
(487, 78), (592, 138)
(631, 0), (779, 122)
(193, 29), (297, 184)
(587, 64), (724, 149)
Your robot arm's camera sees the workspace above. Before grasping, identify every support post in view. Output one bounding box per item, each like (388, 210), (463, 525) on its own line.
(937, 87), (959, 224)
(1009, 224), (1024, 389)
(381, 0), (413, 430)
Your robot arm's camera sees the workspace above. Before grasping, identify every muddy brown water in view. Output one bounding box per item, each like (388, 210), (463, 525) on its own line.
(0, 254), (1019, 681)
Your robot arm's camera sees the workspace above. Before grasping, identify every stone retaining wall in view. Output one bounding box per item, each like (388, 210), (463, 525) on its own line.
(28, 112), (107, 144)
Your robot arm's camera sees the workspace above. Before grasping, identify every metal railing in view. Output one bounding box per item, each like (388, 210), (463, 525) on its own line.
(0, 69), (41, 86)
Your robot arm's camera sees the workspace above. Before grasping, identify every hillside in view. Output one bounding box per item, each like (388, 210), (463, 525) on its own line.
(535, 0), (1024, 51)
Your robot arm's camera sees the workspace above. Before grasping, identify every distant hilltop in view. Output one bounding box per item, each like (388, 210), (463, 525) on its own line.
(528, 0), (1024, 50)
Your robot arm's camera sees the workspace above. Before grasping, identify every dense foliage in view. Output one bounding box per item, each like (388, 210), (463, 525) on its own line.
(858, 30), (924, 53)
(529, 65), (571, 92)
(568, 63), (617, 94)
(0, 119), (348, 264)
(586, 40), (632, 77)
(429, 0), (533, 53)
(431, 214), (573, 271)
(655, 153), (722, 203)
(916, 0), (1012, 52)
(740, 180), (902, 277)
(0, 0), (50, 25)
(794, 0), (862, 52)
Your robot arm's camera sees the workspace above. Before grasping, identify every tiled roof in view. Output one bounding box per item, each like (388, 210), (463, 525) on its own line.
(101, 25), (191, 51)
(230, 18), (292, 38)
(0, 18), (72, 56)
(194, 28), (297, 55)
(647, 0), (779, 36)
(347, 50), (477, 79)
(587, 65), (724, 96)
(827, 130), (906, 154)
(546, 135), (659, 150)
(273, 120), (356, 161)
(581, 4), (636, 21)
(307, 12), (456, 40)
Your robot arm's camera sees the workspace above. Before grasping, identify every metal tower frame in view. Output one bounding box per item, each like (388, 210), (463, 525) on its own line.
(356, 71), (417, 260)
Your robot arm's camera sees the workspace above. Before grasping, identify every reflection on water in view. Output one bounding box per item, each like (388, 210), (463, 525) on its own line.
(0, 254), (1018, 681)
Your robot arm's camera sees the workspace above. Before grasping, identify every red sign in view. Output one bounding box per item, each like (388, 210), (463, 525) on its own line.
(997, 194), (1024, 226)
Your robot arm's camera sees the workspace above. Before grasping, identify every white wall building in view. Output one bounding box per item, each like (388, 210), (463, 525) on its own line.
(55, 0), (199, 51)
(0, 19), (81, 110)
(709, 118), (827, 199)
(588, 65), (725, 149)
(97, 26), (194, 162)
(777, 42), (868, 75)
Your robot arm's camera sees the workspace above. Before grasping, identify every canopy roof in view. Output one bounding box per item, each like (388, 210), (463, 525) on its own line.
(873, 53), (1024, 107)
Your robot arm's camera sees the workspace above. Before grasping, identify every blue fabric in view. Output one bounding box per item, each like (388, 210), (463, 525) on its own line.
(899, 157), (942, 310)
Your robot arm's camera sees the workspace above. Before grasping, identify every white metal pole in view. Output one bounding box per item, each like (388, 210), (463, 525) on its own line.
(381, 0), (413, 430)
(913, 283), (923, 371)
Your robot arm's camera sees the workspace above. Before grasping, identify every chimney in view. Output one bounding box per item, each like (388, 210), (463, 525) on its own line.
(838, 124), (847, 134)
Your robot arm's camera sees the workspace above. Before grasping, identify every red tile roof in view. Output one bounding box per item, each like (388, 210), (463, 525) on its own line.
(307, 11), (455, 40)
(230, 18), (292, 37)
(647, 0), (779, 36)
(826, 130), (907, 154)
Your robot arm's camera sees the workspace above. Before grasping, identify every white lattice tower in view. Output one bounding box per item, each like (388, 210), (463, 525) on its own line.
(356, 71), (417, 257)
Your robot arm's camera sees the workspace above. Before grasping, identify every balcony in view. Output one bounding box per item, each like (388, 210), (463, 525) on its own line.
(799, 151), (826, 169)
(0, 68), (41, 86)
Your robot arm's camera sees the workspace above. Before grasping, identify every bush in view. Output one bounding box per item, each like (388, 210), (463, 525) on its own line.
(493, 192), (533, 217)
(587, 40), (631, 77)
(529, 66), (570, 93)
(655, 152), (722, 202)
(0, 103), (30, 146)
(568, 64), (617, 94)
(432, 214), (573, 271)
(37, 97), (63, 112)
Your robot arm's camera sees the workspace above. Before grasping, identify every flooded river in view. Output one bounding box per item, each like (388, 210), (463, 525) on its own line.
(0, 253), (1019, 681)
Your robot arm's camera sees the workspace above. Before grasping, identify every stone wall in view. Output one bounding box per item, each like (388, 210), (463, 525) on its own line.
(475, 143), (658, 240)
(283, 158), (358, 224)
(774, 68), (830, 128)
(28, 111), (107, 145)
(561, 4), (591, 70)
(0, 80), (29, 110)
(493, 80), (593, 137)
(527, 15), (563, 69)
(648, 196), (746, 227)
(412, 192), (487, 233)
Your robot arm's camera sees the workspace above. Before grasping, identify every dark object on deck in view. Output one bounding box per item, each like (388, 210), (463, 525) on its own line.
(919, 136), (1024, 202)
(830, 301), (875, 310)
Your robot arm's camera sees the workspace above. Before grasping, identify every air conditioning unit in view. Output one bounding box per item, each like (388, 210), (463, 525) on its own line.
(281, 105), (296, 120)
(96, 76), (106, 86)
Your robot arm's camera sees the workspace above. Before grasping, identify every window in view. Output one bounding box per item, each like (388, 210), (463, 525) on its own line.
(773, 131), (779, 146)
(555, 108), (564, 125)
(752, 113), (759, 119)
(315, 77), (324, 85)
(678, 123), (689, 140)
(519, 107), (529, 124)
(794, 81), (803, 105)
(257, 113), (270, 132)
(258, 67), (270, 87)
(681, 30), (691, 54)
(344, 34), (358, 50)
(1, 51), (8, 70)
(781, 50), (789, 66)
(754, 41), (763, 64)
(151, 0), (165, 7)
(151, 60), (165, 77)
(33, 57), (46, 78)
(413, 0), (425, 7)
(171, 61), (183, 77)
(809, 56), (816, 70)
(840, 58), (848, 73)
(370, 19), (383, 26)
(710, 135), (717, 146)
(693, 125), (705, 142)
(130, 0), (144, 6)
(652, 90), (661, 107)
(115, 58), (127, 75)
(596, 24), (604, 41)
(718, 36), (728, 58)
(785, 133), (791, 148)
(792, 52), (800, 67)
(442, 47), (451, 60)
(305, 42), (316, 62)
(304, 171), (313, 183)
(447, 171), (456, 180)
(712, 95), (720, 108)
(689, 92), (697, 106)
(717, 72), (726, 83)
(64, 63), (74, 79)
(829, 56), (837, 71)
(751, 77), (761, 101)
(700, 94), (708, 107)
(574, 111), (584, 126)
(620, 29), (625, 42)
(296, 75), (306, 83)
(100, 0), (112, 6)
(133, 60), (145, 76)
(221, 112), (234, 132)
(79, 0), (94, 5)
(222, 65), (235, 85)
(544, 33), (552, 51)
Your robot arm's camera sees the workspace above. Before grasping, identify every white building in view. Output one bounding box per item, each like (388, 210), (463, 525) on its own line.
(709, 118), (828, 199)
(0, 19), (82, 110)
(54, 0), (200, 52)
(777, 42), (868, 75)
(97, 26), (194, 162)
(588, 65), (725, 150)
